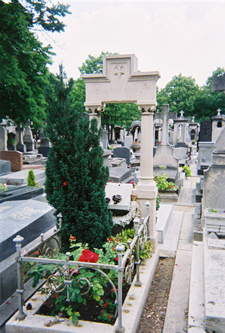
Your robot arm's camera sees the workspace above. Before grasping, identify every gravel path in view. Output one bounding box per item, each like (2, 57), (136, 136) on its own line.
(137, 257), (175, 333)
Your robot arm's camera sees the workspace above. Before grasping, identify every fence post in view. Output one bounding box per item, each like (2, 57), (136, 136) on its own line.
(115, 243), (125, 333)
(134, 217), (142, 287)
(13, 235), (26, 320)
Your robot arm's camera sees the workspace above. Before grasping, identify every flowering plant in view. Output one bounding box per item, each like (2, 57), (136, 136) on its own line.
(79, 249), (99, 263)
(0, 183), (7, 193)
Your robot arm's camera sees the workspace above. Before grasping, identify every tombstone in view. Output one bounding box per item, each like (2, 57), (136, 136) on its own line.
(211, 108), (225, 143)
(109, 166), (133, 183)
(173, 110), (190, 145)
(113, 147), (130, 165)
(16, 124), (26, 152)
(101, 127), (109, 150)
(173, 147), (188, 166)
(7, 132), (16, 151)
(23, 121), (35, 152)
(153, 105), (179, 186)
(0, 126), (7, 151)
(198, 120), (212, 143)
(203, 127), (225, 212)
(197, 142), (215, 175)
(38, 137), (51, 157)
(124, 133), (133, 149)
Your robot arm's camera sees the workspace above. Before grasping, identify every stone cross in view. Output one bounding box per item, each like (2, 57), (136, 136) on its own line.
(180, 110), (184, 118)
(154, 104), (177, 145)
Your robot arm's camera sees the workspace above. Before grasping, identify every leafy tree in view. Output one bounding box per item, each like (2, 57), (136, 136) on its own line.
(79, 51), (114, 74)
(194, 67), (225, 122)
(0, 0), (70, 128)
(157, 74), (199, 118)
(45, 67), (113, 251)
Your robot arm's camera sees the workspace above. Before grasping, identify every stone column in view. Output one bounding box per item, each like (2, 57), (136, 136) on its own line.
(86, 106), (102, 130)
(134, 105), (158, 252)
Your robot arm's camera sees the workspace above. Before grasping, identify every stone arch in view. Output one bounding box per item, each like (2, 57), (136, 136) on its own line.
(81, 54), (160, 251)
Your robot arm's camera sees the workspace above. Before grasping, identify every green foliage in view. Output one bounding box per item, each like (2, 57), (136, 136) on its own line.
(102, 103), (141, 131)
(156, 193), (161, 211)
(27, 169), (38, 187)
(193, 67), (225, 122)
(44, 66), (113, 251)
(182, 165), (191, 177)
(0, 0), (70, 127)
(28, 226), (151, 324)
(157, 74), (199, 118)
(79, 51), (115, 74)
(154, 174), (177, 192)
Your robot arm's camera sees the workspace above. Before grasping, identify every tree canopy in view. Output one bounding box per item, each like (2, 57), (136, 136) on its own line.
(0, 0), (70, 128)
(156, 70), (225, 122)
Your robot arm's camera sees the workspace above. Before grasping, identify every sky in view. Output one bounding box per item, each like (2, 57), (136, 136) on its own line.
(38, 0), (225, 89)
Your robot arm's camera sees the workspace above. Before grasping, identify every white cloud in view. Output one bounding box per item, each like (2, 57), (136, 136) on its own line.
(40, 1), (225, 89)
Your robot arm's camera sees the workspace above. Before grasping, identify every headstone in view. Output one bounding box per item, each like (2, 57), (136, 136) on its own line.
(153, 105), (179, 185)
(197, 142), (214, 174)
(173, 147), (188, 166)
(203, 127), (225, 211)
(173, 110), (190, 145)
(198, 120), (212, 142)
(124, 134), (133, 149)
(102, 127), (109, 150)
(0, 126), (7, 151)
(23, 121), (35, 152)
(16, 124), (26, 152)
(113, 147), (130, 165)
(38, 137), (51, 157)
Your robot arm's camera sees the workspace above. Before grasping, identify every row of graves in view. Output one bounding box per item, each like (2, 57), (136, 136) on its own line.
(193, 107), (225, 332)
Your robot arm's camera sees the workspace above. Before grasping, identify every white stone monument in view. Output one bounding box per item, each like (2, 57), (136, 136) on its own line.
(81, 54), (160, 251)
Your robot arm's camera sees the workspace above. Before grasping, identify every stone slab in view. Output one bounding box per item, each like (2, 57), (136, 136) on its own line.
(109, 166), (131, 183)
(0, 199), (56, 262)
(0, 159), (11, 176)
(188, 241), (205, 331)
(0, 186), (44, 203)
(0, 169), (45, 185)
(204, 248), (225, 333)
(105, 183), (132, 212)
(156, 204), (173, 244)
(159, 210), (183, 257)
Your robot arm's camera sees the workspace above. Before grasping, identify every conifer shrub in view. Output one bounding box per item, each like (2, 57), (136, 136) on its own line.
(44, 68), (113, 251)
(27, 169), (38, 187)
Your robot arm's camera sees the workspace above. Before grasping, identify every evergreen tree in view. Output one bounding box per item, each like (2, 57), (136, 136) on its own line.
(45, 66), (113, 251)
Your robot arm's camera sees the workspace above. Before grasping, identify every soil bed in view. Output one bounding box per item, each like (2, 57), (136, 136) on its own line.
(138, 257), (175, 333)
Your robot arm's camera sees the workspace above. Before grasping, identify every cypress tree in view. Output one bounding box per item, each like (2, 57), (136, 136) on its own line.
(45, 66), (113, 250)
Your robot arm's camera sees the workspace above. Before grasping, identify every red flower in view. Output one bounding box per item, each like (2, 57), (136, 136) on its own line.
(63, 181), (67, 187)
(112, 247), (115, 251)
(103, 302), (109, 308)
(108, 314), (112, 320)
(109, 237), (113, 242)
(78, 249), (99, 263)
(70, 235), (75, 241)
(115, 257), (118, 262)
(116, 238), (119, 242)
